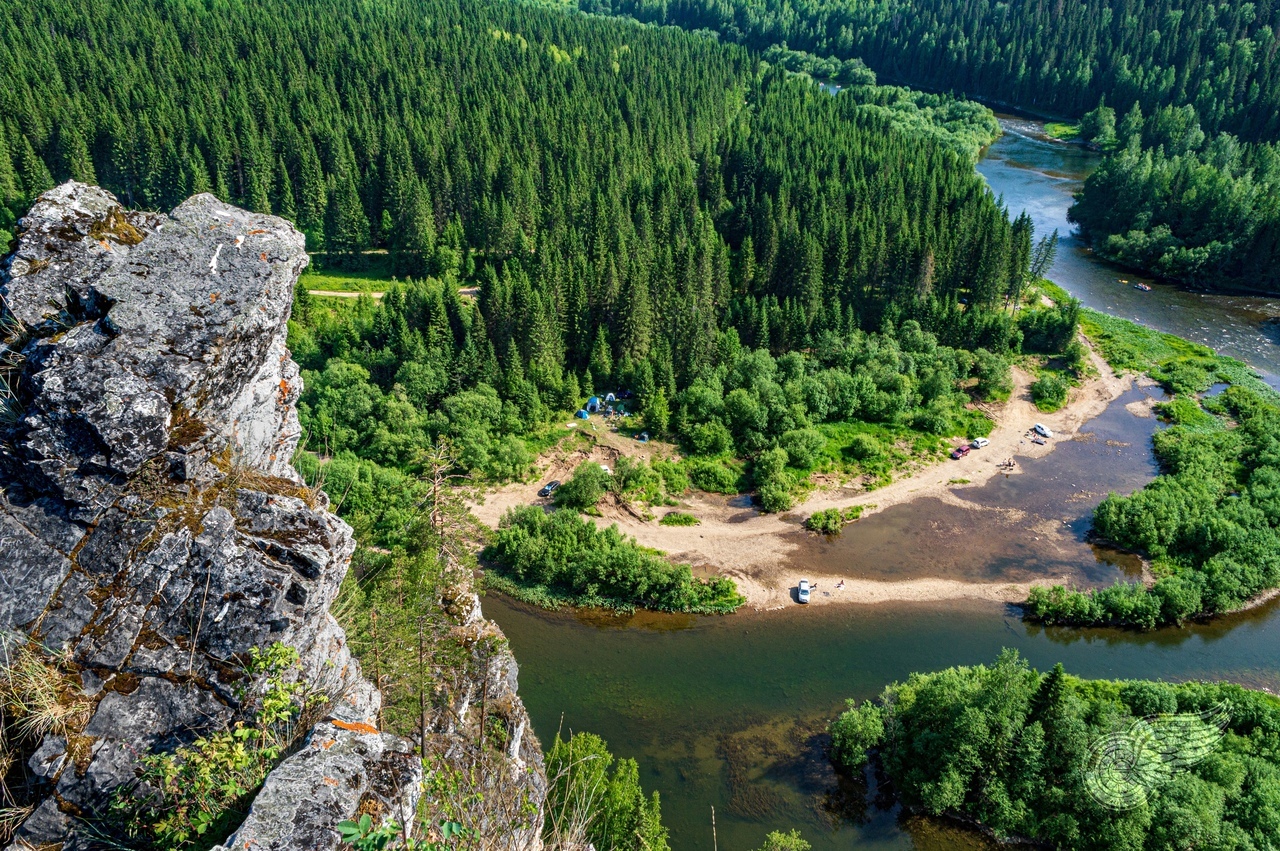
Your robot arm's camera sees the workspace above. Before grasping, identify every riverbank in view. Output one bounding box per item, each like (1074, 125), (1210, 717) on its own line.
(471, 337), (1138, 611)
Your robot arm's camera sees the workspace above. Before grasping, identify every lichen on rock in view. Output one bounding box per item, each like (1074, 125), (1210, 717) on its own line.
(0, 182), (418, 849)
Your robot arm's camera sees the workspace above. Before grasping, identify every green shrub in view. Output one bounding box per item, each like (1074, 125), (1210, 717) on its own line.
(659, 512), (699, 526)
(844, 433), (882, 461)
(758, 483), (794, 513)
(652, 459), (689, 495)
(689, 420), (733, 456)
(483, 506), (744, 613)
(804, 505), (865, 534)
(778, 427), (826, 468)
(828, 700), (884, 770)
(111, 644), (322, 848)
(1030, 373), (1069, 411)
(686, 458), (741, 494)
(751, 830), (812, 851)
(545, 732), (671, 851)
(554, 461), (612, 511)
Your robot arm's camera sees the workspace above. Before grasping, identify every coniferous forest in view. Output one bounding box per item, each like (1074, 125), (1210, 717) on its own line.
(3, 0), (1280, 849)
(583, 0), (1280, 293)
(586, 0), (1280, 142)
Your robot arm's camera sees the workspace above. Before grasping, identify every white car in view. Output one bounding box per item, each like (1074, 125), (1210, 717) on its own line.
(797, 579), (811, 604)
(1033, 423), (1053, 438)
(971, 437), (990, 449)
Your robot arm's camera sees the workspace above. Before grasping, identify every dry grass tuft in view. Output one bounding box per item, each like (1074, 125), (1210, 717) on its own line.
(0, 639), (91, 742)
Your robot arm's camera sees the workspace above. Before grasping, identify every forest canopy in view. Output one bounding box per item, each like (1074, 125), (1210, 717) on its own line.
(583, 0), (1280, 142)
(1068, 105), (1280, 294)
(830, 652), (1280, 851)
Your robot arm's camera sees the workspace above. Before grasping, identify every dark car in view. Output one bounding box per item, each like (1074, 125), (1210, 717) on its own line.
(537, 481), (561, 498)
(951, 445), (971, 459)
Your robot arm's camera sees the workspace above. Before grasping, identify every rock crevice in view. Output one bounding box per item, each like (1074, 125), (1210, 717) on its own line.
(0, 183), (436, 849)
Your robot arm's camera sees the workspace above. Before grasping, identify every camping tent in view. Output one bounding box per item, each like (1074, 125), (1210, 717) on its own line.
(586, 396), (601, 412)
(575, 409), (590, 419)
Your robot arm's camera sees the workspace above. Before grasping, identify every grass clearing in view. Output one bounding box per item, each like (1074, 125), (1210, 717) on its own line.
(1081, 309), (1270, 395)
(1043, 121), (1079, 140)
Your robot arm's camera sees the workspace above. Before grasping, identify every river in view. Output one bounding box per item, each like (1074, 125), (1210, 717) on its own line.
(978, 118), (1280, 387)
(485, 119), (1280, 850)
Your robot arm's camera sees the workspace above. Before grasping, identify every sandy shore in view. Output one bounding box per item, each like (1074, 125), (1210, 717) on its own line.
(471, 339), (1139, 610)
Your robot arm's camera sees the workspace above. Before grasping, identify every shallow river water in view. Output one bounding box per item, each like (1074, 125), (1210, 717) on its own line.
(486, 120), (1280, 850)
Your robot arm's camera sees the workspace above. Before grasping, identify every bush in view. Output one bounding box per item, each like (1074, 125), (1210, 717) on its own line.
(483, 506), (744, 613)
(1030, 373), (1069, 411)
(689, 420), (733, 456)
(804, 505), (865, 534)
(829, 700), (884, 771)
(779, 427), (826, 468)
(758, 483), (794, 513)
(844, 433), (882, 461)
(752, 830), (812, 851)
(652, 459), (689, 495)
(554, 461), (612, 511)
(659, 512), (699, 526)
(111, 644), (321, 848)
(545, 732), (671, 851)
(686, 458), (740, 493)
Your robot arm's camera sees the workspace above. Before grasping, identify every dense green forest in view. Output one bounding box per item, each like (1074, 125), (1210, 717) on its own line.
(583, 0), (1280, 142)
(830, 652), (1280, 850)
(1067, 104), (1280, 294)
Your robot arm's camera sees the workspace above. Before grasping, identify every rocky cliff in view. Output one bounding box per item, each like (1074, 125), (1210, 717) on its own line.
(0, 183), (543, 849)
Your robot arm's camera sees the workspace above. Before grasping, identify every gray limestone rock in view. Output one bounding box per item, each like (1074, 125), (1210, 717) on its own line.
(211, 720), (423, 851)
(0, 182), (544, 851)
(0, 183), (416, 849)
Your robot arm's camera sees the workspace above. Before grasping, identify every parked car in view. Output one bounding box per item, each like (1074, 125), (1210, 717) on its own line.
(537, 481), (560, 498)
(971, 437), (989, 449)
(1033, 423), (1053, 438)
(951, 444), (971, 459)
(797, 579), (811, 604)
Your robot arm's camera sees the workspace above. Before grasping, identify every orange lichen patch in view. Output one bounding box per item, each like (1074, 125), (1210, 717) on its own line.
(247, 229), (269, 236)
(277, 379), (290, 405)
(97, 240), (112, 251)
(322, 777), (340, 787)
(260, 252), (268, 261)
(331, 719), (379, 735)
(210, 292), (220, 303)
(316, 738), (336, 750)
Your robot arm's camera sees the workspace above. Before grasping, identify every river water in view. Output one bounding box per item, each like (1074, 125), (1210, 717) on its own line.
(486, 120), (1280, 850)
(977, 119), (1280, 386)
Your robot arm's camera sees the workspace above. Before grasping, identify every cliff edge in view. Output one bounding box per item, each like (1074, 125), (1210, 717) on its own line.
(0, 183), (465, 848)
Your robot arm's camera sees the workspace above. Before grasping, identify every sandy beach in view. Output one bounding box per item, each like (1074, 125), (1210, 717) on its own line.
(471, 339), (1142, 610)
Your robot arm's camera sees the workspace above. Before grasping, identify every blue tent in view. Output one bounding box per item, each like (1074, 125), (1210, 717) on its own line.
(586, 396), (601, 412)
(575, 409), (590, 419)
